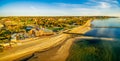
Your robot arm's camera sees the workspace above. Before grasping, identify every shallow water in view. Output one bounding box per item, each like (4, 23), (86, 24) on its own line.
(67, 18), (120, 61)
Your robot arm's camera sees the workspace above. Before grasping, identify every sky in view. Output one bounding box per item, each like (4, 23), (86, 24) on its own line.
(0, 0), (120, 16)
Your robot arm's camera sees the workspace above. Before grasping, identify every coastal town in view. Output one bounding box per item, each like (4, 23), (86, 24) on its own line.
(0, 16), (115, 61)
(0, 16), (110, 48)
(0, 0), (120, 61)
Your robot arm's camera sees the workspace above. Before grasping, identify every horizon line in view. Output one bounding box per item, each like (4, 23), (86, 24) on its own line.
(0, 15), (119, 17)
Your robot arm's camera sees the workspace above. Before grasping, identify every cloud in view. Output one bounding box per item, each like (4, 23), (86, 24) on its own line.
(99, 2), (111, 8)
(88, 0), (119, 8)
(0, 0), (120, 16)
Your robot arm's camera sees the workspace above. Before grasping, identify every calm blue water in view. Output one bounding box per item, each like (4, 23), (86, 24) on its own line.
(92, 18), (120, 27)
(85, 18), (120, 38)
(67, 18), (120, 61)
(85, 28), (120, 38)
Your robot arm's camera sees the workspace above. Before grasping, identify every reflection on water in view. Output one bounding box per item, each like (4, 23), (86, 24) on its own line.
(67, 18), (120, 61)
(85, 18), (120, 38)
(67, 39), (120, 61)
(85, 28), (120, 38)
(92, 18), (120, 27)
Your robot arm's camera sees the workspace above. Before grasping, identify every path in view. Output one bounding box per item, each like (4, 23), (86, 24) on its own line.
(0, 19), (92, 61)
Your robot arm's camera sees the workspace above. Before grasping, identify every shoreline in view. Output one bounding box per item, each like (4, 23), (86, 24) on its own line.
(23, 19), (92, 61)
(27, 38), (76, 61)
(0, 19), (92, 61)
(17, 36), (69, 61)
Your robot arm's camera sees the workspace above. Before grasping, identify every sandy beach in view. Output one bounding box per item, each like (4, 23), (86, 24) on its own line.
(0, 19), (92, 61)
(27, 20), (92, 61)
(27, 38), (75, 61)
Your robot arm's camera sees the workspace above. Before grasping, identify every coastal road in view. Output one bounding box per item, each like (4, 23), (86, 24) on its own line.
(0, 19), (92, 61)
(0, 34), (68, 61)
(28, 19), (93, 61)
(0, 37), (49, 61)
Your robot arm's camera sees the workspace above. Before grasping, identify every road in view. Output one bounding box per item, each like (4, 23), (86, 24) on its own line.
(0, 19), (92, 61)
(0, 34), (69, 61)
(28, 38), (75, 61)
(0, 37), (49, 60)
(27, 36), (115, 61)
(27, 19), (93, 61)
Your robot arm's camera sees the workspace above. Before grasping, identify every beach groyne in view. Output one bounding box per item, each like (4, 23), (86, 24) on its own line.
(27, 19), (92, 61)
(0, 19), (92, 61)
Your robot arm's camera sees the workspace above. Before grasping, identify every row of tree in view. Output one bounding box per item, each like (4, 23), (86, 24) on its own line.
(0, 16), (111, 43)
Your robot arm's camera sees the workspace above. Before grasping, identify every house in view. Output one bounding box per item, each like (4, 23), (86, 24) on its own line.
(0, 23), (4, 29)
